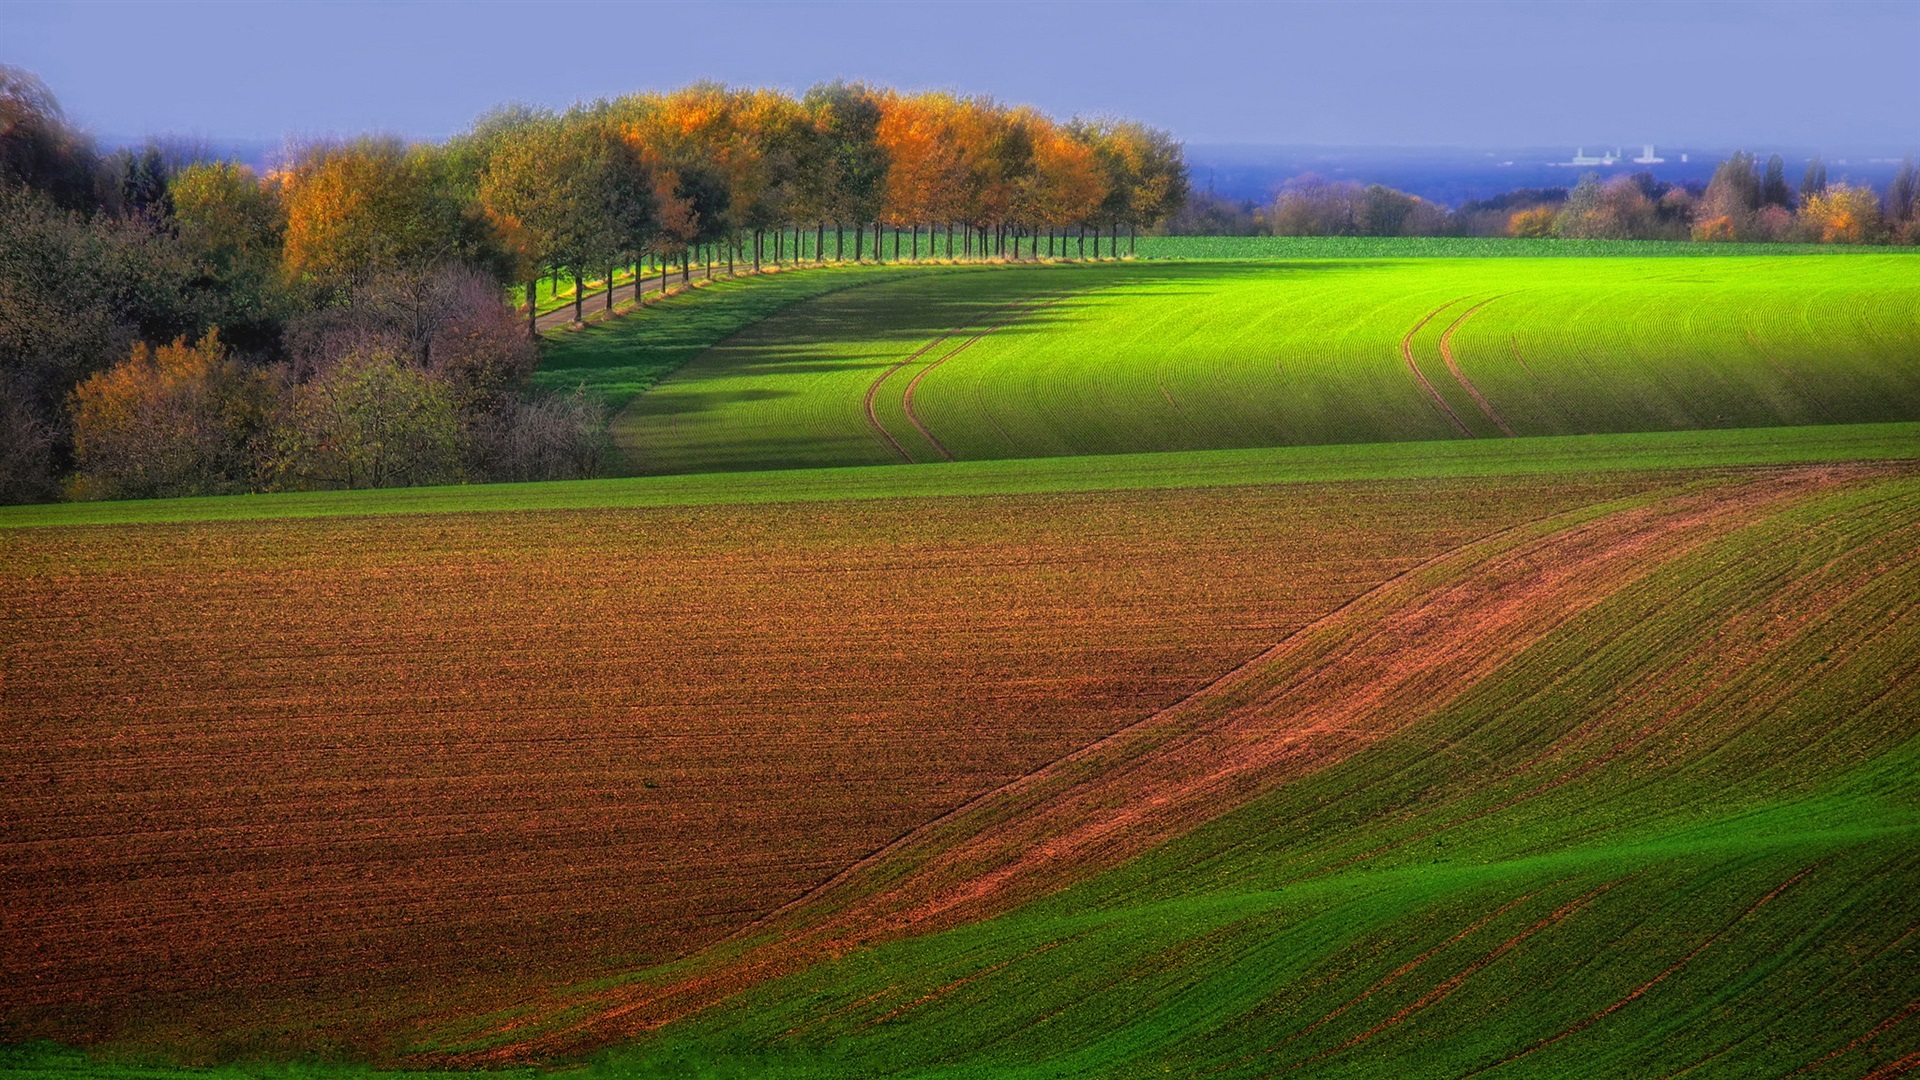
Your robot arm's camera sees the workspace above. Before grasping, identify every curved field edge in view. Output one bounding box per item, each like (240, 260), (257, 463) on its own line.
(521, 469), (1920, 1078)
(6, 421), (1919, 530)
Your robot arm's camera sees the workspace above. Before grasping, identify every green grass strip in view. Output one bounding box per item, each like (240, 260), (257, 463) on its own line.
(5, 421), (1916, 530)
(1132, 236), (1920, 259)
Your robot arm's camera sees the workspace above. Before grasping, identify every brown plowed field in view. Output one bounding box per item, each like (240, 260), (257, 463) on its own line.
(483, 465), (1876, 1061)
(0, 475), (1669, 1058)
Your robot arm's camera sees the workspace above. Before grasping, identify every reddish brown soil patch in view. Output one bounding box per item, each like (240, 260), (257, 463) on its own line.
(464, 465), (1876, 1062)
(0, 475), (1652, 1059)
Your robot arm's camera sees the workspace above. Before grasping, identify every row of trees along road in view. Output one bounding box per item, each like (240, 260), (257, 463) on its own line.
(0, 69), (1187, 503)
(472, 84), (1188, 331)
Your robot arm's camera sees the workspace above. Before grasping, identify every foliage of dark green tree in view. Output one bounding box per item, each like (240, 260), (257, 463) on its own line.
(1802, 157), (1828, 198)
(1760, 153), (1795, 210)
(804, 83), (888, 259)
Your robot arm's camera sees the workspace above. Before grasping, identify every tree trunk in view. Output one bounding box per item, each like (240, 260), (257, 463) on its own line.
(727, 240), (735, 276)
(573, 269), (583, 324)
(854, 221), (864, 262)
(1130, 225), (1136, 256)
(605, 267), (613, 311)
(835, 224), (844, 262)
(912, 225), (920, 261)
(893, 225), (900, 261)
(1077, 227), (1085, 260)
(527, 279), (537, 336)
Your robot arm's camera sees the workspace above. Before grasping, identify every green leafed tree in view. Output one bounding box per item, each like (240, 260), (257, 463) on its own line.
(478, 114), (656, 328)
(270, 348), (464, 490)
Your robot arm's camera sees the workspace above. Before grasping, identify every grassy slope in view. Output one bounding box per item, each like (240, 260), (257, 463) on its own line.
(532, 264), (936, 411)
(5, 422), (1919, 529)
(592, 472), (1920, 1079)
(605, 257), (1919, 476)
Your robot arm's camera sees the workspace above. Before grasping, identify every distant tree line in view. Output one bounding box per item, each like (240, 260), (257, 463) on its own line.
(0, 67), (1189, 504)
(1163, 153), (1919, 245)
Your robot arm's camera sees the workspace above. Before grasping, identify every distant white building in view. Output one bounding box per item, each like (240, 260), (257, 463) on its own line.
(1570, 147), (1622, 166)
(1632, 144), (1666, 164)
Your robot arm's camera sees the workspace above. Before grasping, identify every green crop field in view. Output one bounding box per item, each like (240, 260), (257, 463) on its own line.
(599, 256), (1920, 476)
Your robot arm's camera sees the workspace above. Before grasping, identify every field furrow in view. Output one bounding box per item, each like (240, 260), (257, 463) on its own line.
(1438, 296), (1518, 436)
(2, 474), (1657, 1060)
(448, 464), (1884, 1062)
(601, 258), (1920, 473)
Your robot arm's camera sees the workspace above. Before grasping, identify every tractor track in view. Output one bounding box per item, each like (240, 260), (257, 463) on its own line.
(863, 295), (1055, 462)
(1438, 296), (1518, 436)
(900, 294), (1070, 462)
(1400, 301), (1478, 437)
(447, 465), (1876, 1066)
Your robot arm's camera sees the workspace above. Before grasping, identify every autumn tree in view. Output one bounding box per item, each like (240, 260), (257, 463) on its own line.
(271, 347), (464, 489)
(67, 330), (274, 499)
(1887, 158), (1918, 242)
(1085, 119), (1188, 254)
(1759, 153), (1794, 210)
(1797, 183), (1885, 244)
(279, 138), (494, 302)
(1555, 173), (1657, 240)
(1801, 157), (1828, 199)
(1507, 206), (1557, 238)
(1011, 110), (1105, 258)
(479, 113), (655, 326)
(1695, 151), (1761, 240)
(876, 92), (943, 258)
(1269, 175), (1362, 236)
(0, 64), (104, 211)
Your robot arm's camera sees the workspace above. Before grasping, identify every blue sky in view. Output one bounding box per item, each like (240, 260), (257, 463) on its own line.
(4, 0), (1916, 150)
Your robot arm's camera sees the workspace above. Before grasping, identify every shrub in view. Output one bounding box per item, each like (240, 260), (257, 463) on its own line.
(270, 348), (464, 489)
(467, 386), (612, 482)
(66, 330), (273, 500)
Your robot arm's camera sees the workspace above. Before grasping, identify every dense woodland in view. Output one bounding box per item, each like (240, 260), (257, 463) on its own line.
(0, 68), (1186, 504)
(1172, 153), (1919, 244)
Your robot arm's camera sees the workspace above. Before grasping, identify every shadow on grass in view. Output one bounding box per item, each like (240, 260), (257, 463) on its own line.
(535, 261), (1374, 413)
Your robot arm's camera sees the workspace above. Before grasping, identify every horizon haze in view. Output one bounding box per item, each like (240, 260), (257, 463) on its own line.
(4, 0), (1915, 153)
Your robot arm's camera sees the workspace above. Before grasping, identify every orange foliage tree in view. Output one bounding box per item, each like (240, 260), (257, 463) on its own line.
(67, 330), (274, 499)
(1797, 183), (1885, 244)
